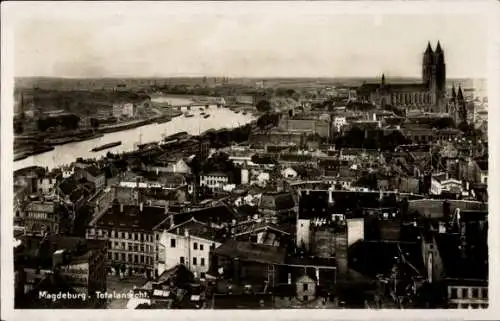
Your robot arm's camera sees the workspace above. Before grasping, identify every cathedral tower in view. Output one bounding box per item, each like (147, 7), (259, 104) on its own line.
(423, 42), (434, 88)
(457, 85), (467, 125)
(434, 41), (446, 93)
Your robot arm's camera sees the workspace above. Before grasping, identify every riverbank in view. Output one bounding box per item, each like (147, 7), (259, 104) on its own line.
(14, 109), (185, 157)
(14, 108), (256, 170)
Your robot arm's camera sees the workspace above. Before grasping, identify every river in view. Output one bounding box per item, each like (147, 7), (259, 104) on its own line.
(14, 96), (255, 171)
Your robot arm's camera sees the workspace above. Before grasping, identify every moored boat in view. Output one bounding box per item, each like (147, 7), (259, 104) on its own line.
(91, 141), (122, 152)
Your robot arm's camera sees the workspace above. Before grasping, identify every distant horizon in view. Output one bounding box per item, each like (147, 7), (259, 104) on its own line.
(14, 76), (487, 81)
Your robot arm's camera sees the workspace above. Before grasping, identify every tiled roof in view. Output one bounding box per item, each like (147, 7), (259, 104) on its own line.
(167, 218), (227, 243)
(258, 192), (295, 211)
(95, 203), (168, 231)
(213, 240), (286, 265)
(158, 205), (237, 229)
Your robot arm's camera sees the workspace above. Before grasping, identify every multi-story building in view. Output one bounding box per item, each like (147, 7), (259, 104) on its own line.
(447, 280), (488, 309)
(154, 217), (224, 278)
(83, 166), (106, 191)
(421, 209), (488, 308)
(86, 202), (168, 278)
(200, 172), (230, 191)
(37, 171), (62, 195)
(22, 200), (65, 235)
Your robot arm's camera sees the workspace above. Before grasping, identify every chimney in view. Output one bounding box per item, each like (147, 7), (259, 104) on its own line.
(169, 215), (174, 228)
(184, 228), (189, 237)
(140, 202), (143, 212)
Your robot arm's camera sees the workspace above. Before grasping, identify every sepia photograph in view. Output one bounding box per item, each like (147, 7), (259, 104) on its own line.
(1, 1), (499, 319)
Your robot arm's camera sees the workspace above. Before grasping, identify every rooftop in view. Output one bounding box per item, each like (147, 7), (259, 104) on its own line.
(166, 218), (227, 243)
(213, 240), (287, 265)
(95, 203), (168, 231)
(258, 192), (296, 211)
(157, 205), (237, 229)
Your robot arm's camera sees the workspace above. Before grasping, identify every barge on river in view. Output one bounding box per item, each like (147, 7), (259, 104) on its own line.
(91, 141), (122, 152)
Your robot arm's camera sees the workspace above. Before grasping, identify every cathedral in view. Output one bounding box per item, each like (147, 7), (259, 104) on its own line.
(357, 41), (447, 113)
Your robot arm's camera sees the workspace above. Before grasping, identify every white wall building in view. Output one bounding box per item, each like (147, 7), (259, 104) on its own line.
(156, 218), (223, 278)
(200, 172), (230, 191)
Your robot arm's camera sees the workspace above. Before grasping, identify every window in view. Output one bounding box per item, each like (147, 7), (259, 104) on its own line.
(114, 252), (118, 260)
(200, 272), (206, 279)
(482, 288), (488, 299)
(107, 252), (111, 260)
(193, 242), (198, 250)
(140, 245), (144, 252)
(201, 258), (205, 266)
(128, 254), (132, 262)
(180, 257), (185, 264)
(128, 244), (132, 251)
(303, 295), (308, 301)
(121, 253), (125, 261)
(303, 284), (308, 291)
(450, 288), (458, 299)
(140, 255), (144, 263)
(134, 255), (138, 263)
(171, 239), (176, 248)
(200, 244), (204, 251)
(156, 234), (159, 241)
(472, 288), (479, 298)
(461, 288), (468, 298)
(193, 257), (197, 265)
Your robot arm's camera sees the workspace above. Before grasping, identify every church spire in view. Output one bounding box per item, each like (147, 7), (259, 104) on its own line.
(451, 84), (456, 99)
(425, 41), (433, 54)
(457, 85), (464, 100)
(435, 41), (443, 53)
(381, 73), (385, 86)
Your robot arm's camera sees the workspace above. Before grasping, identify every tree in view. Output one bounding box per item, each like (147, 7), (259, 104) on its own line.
(256, 100), (271, 112)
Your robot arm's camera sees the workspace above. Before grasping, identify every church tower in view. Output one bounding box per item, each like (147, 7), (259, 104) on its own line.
(448, 84), (458, 123)
(434, 41), (446, 93)
(423, 42), (434, 88)
(457, 85), (467, 125)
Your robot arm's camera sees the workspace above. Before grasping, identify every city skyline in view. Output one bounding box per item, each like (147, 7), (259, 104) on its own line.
(6, 2), (493, 79)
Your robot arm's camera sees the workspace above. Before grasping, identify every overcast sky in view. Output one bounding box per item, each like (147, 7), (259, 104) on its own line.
(6, 2), (495, 79)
